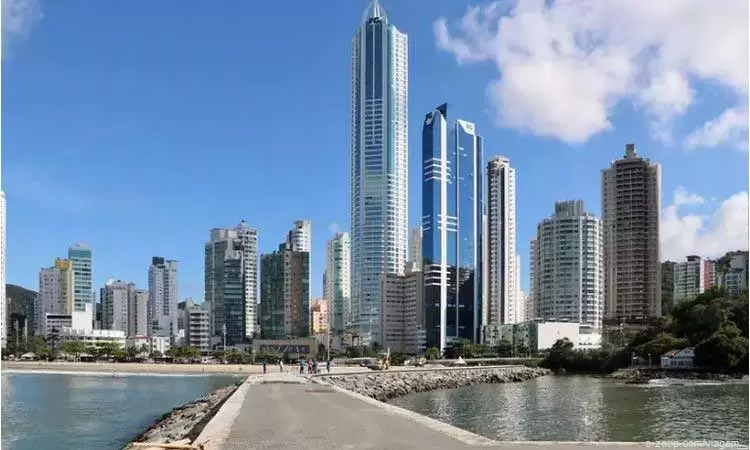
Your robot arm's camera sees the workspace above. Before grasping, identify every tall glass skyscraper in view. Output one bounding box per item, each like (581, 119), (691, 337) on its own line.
(422, 104), (483, 352)
(68, 244), (92, 313)
(350, 1), (408, 345)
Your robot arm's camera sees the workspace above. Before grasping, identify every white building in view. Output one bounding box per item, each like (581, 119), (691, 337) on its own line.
(184, 305), (210, 354)
(60, 327), (126, 349)
(44, 313), (72, 337)
(484, 321), (591, 353)
(148, 257), (179, 339)
(381, 262), (425, 354)
(532, 200), (604, 329)
(661, 348), (695, 369)
(528, 239), (537, 321)
(38, 259), (75, 334)
(205, 221), (258, 341)
(101, 280), (130, 333)
(486, 156), (517, 325)
(674, 256), (705, 304)
(324, 232), (350, 335)
(602, 144), (661, 321)
(720, 253), (748, 296)
(350, 1), (409, 345)
(409, 227), (422, 269)
(129, 288), (149, 337)
(126, 335), (170, 355)
(289, 220), (311, 252)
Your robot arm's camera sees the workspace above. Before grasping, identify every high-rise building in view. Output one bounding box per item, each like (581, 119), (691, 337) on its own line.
(1, 192), (5, 348)
(350, 1), (408, 345)
(289, 220), (312, 252)
(673, 256), (705, 305)
(422, 104), (483, 351)
(602, 144), (662, 322)
(528, 239), (537, 320)
(532, 200), (604, 329)
(148, 257), (179, 339)
(129, 288), (149, 337)
(382, 262), (425, 354)
(486, 156), (517, 325)
(409, 227), (422, 269)
(205, 221), (258, 345)
(718, 252), (748, 296)
(260, 230), (310, 339)
(324, 232), (351, 334)
(68, 245), (92, 310)
(101, 280), (130, 333)
(38, 259), (75, 334)
(310, 298), (329, 334)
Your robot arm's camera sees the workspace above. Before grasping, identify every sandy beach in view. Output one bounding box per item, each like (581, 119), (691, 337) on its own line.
(1, 360), (363, 375)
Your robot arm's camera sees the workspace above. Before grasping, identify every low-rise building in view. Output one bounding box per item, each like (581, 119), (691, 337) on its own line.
(252, 338), (316, 359)
(661, 348), (695, 369)
(58, 328), (126, 349)
(184, 306), (210, 354)
(484, 321), (590, 354)
(126, 335), (171, 355)
(381, 263), (425, 354)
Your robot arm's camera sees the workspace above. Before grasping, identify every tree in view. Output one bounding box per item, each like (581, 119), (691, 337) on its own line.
(60, 341), (87, 360)
(694, 324), (749, 372)
(424, 347), (441, 360)
(634, 332), (689, 361)
(151, 350), (163, 359)
(125, 346), (138, 360)
(540, 339), (575, 372)
(494, 340), (513, 358)
(139, 344), (150, 356)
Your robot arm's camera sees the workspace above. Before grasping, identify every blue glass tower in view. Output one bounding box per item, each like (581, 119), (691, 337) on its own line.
(422, 104), (483, 352)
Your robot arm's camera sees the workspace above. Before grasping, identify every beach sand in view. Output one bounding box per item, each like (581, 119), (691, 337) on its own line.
(1, 361), (360, 375)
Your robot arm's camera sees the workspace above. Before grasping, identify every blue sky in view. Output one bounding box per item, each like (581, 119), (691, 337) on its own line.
(3, 0), (748, 301)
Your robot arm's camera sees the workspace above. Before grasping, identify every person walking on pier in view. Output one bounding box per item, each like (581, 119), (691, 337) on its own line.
(299, 359), (305, 375)
(313, 359), (318, 375)
(326, 358), (331, 373)
(278, 359), (284, 373)
(261, 359), (267, 375)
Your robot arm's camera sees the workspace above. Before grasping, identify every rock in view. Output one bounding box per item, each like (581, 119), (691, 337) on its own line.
(124, 384), (238, 449)
(316, 366), (551, 401)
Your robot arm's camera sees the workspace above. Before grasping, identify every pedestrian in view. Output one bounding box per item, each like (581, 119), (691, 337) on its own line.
(299, 359), (305, 375)
(279, 359), (284, 373)
(261, 359), (267, 374)
(326, 358), (331, 373)
(313, 359), (318, 374)
(307, 358), (312, 374)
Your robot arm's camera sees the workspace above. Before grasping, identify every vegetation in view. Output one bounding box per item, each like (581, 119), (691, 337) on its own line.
(540, 288), (749, 374)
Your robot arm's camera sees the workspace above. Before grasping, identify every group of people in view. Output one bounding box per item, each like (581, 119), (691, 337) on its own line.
(259, 357), (331, 375)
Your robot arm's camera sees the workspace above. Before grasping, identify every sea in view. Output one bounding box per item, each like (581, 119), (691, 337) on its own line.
(1, 371), (241, 450)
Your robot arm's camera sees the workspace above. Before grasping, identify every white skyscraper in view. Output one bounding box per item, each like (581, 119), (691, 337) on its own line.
(533, 200), (604, 329)
(289, 220), (311, 252)
(148, 257), (179, 339)
(38, 259), (75, 334)
(129, 288), (149, 337)
(101, 279), (130, 333)
(486, 156), (517, 325)
(350, 1), (408, 344)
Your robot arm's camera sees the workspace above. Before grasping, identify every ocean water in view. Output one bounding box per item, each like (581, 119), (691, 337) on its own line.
(1, 371), (241, 450)
(389, 375), (750, 443)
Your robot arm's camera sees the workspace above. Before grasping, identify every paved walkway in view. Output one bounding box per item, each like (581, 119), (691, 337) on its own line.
(214, 374), (723, 450)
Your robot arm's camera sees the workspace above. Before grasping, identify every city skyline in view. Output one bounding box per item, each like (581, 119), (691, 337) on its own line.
(4, 0), (748, 304)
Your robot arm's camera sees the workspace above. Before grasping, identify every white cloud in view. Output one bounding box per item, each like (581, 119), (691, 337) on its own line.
(435, 0), (748, 146)
(328, 223), (341, 235)
(661, 188), (749, 261)
(683, 107), (749, 151)
(2, 0), (43, 58)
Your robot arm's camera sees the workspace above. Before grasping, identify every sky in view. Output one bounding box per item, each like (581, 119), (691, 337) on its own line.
(2, 0), (748, 302)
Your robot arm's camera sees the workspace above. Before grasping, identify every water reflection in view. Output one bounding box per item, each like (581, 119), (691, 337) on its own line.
(389, 376), (749, 442)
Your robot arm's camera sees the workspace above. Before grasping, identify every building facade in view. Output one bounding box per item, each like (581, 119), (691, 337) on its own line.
(532, 200), (604, 329)
(148, 257), (179, 339)
(528, 239), (537, 321)
(350, 1), (409, 345)
(205, 221), (258, 345)
(38, 259), (75, 327)
(422, 104), (483, 351)
(260, 230), (310, 340)
(602, 144), (662, 322)
(184, 305), (210, 354)
(324, 232), (350, 335)
(673, 256), (705, 305)
(129, 288), (149, 337)
(409, 227), (422, 269)
(101, 280), (131, 333)
(719, 252), (748, 296)
(310, 298), (328, 334)
(661, 261), (677, 315)
(486, 156), (517, 325)
(68, 244), (92, 312)
(382, 262), (425, 354)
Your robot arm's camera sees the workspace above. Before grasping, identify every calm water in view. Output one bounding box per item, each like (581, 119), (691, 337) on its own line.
(1, 372), (241, 450)
(389, 376), (749, 443)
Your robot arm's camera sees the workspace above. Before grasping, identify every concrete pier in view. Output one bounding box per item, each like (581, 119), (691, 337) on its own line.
(193, 372), (724, 450)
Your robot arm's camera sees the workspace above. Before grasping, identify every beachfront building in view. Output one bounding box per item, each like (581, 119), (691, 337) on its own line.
(58, 328), (126, 349)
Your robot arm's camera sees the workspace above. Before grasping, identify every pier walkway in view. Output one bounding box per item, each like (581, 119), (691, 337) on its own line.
(194, 373), (723, 450)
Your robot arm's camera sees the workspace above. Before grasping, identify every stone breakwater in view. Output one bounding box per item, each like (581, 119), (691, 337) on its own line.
(316, 366), (551, 402)
(124, 383), (239, 449)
